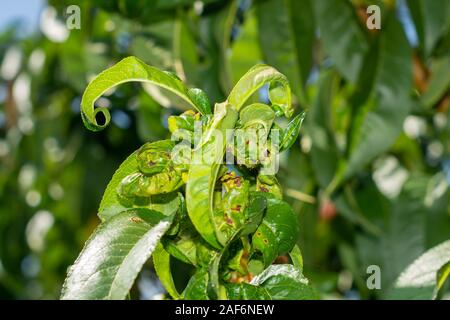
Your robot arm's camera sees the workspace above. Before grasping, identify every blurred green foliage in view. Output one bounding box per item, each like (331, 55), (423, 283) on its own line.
(0, 0), (449, 299)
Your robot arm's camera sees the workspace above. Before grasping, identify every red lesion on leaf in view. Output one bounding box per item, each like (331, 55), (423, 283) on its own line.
(274, 255), (289, 264)
(228, 271), (254, 284)
(231, 204), (241, 212)
(130, 217), (143, 223)
(225, 215), (234, 225)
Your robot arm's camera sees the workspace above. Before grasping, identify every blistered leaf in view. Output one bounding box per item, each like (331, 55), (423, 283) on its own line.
(186, 103), (239, 249)
(97, 145), (182, 221)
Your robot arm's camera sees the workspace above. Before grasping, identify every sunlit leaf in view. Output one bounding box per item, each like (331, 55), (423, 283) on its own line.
(61, 209), (173, 299)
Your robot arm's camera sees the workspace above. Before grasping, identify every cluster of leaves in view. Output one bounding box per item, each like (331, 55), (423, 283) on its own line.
(1, 0), (450, 300)
(58, 57), (314, 299)
(61, 57), (316, 300)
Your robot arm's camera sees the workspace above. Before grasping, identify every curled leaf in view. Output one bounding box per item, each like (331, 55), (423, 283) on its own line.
(227, 64), (293, 117)
(80, 56), (209, 131)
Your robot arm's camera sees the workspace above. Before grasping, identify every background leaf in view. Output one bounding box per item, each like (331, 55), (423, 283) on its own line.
(312, 0), (368, 83)
(256, 0), (315, 105)
(388, 239), (450, 299)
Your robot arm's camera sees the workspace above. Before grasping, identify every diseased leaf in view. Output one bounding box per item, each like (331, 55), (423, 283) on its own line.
(186, 103), (239, 249)
(61, 208), (173, 300)
(252, 195), (299, 266)
(98, 146), (181, 221)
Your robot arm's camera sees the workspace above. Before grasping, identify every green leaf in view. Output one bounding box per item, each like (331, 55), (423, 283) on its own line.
(389, 239), (450, 299)
(344, 14), (412, 179)
(162, 222), (199, 266)
(354, 176), (428, 292)
(312, 0), (368, 82)
(256, 175), (283, 200)
(251, 265), (318, 300)
(80, 56), (209, 131)
(252, 195), (299, 266)
(226, 283), (270, 300)
(229, 12), (262, 85)
(407, 0), (450, 57)
(227, 64), (293, 117)
(187, 88), (213, 115)
(279, 112), (305, 152)
(289, 245), (304, 272)
(305, 71), (339, 188)
(97, 146), (181, 221)
(257, 0), (314, 105)
(153, 243), (180, 300)
(61, 208), (173, 299)
(98, 150), (139, 218)
(186, 103), (239, 249)
(183, 269), (210, 300)
(436, 262), (450, 299)
(421, 56), (450, 108)
(235, 103), (275, 168)
(240, 193), (267, 236)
